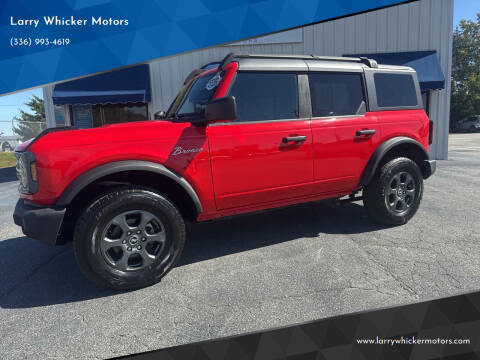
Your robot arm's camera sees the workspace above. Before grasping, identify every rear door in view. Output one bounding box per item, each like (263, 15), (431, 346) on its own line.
(207, 72), (314, 210)
(309, 71), (380, 192)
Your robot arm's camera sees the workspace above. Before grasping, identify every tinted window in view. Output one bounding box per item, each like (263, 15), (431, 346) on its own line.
(374, 73), (418, 107)
(228, 72), (298, 122)
(309, 73), (365, 117)
(177, 72), (221, 116)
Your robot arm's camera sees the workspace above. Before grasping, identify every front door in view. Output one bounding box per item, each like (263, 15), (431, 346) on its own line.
(208, 72), (314, 210)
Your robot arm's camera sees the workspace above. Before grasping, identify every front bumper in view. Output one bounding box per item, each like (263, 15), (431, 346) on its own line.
(423, 159), (436, 179)
(13, 199), (66, 245)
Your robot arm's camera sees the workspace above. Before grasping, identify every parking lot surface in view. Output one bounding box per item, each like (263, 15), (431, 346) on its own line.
(0, 133), (479, 359)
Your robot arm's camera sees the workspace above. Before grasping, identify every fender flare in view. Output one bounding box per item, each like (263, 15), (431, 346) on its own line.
(56, 160), (203, 213)
(359, 137), (429, 187)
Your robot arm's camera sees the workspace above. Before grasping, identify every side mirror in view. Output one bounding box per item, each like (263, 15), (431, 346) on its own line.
(154, 110), (165, 120)
(204, 96), (237, 122)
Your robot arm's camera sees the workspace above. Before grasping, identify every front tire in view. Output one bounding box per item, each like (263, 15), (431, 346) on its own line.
(363, 157), (423, 225)
(73, 187), (185, 290)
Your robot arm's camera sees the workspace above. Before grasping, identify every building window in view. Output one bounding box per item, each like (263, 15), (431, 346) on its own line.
(72, 105), (93, 129)
(69, 102), (148, 128)
(54, 105), (66, 127)
(100, 103), (148, 125)
(308, 73), (366, 117)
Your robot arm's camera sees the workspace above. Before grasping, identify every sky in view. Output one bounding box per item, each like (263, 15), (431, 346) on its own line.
(453, 0), (479, 28)
(0, 0), (479, 136)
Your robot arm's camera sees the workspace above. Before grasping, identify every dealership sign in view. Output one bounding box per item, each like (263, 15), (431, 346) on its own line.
(0, 0), (411, 95)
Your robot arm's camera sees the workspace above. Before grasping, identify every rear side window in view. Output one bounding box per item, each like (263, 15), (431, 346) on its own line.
(228, 72), (298, 122)
(374, 73), (417, 107)
(308, 73), (365, 117)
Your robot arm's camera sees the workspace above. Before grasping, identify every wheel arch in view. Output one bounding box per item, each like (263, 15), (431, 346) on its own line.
(56, 161), (202, 242)
(360, 137), (431, 187)
(57, 161), (201, 211)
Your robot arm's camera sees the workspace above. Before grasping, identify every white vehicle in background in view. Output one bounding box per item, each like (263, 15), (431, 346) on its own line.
(453, 115), (480, 132)
(0, 135), (22, 152)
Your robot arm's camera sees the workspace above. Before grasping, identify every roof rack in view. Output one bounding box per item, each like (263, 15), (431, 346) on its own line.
(185, 53), (379, 84)
(218, 53), (378, 69)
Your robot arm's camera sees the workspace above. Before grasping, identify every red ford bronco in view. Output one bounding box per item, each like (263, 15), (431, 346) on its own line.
(13, 54), (436, 290)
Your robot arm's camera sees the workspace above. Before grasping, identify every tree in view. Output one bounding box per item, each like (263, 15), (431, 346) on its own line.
(12, 95), (46, 141)
(450, 14), (480, 130)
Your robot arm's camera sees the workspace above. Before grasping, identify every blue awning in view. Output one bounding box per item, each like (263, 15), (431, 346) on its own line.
(53, 64), (151, 105)
(344, 51), (445, 91)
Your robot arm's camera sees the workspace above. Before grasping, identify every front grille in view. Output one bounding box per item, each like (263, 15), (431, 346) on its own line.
(14, 151), (23, 182)
(14, 151), (37, 194)
(16, 156), (28, 193)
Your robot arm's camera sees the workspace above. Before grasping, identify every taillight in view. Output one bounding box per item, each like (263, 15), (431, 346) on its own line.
(429, 120), (434, 145)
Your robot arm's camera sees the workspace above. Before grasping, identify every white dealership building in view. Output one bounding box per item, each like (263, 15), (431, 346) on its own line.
(43, 0), (453, 159)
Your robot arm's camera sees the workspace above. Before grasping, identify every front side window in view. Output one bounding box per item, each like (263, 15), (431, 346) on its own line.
(308, 73), (365, 117)
(176, 72), (220, 116)
(228, 72), (298, 122)
(374, 73), (418, 108)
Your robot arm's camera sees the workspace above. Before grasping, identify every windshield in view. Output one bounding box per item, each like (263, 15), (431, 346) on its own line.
(166, 72), (222, 119)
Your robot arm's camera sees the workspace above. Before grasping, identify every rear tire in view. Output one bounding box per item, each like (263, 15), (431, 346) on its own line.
(363, 157), (423, 225)
(73, 187), (185, 290)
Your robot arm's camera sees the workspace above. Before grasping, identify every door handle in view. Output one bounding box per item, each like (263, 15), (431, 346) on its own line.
(355, 129), (376, 137)
(282, 136), (307, 143)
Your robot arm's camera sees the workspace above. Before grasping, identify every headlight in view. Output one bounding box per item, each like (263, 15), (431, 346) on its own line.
(15, 151), (38, 194)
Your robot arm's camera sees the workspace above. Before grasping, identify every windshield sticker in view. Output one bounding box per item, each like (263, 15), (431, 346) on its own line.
(205, 73), (222, 91)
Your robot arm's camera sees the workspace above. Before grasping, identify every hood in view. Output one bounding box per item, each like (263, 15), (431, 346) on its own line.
(27, 120), (193, 153)
(16, 127), (75, 152)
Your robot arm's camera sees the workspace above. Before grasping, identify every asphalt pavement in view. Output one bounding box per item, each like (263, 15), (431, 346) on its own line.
(0, 133), (479, 359)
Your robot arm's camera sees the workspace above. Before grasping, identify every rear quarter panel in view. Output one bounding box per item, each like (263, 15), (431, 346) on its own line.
(375, 109), (430, 151)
